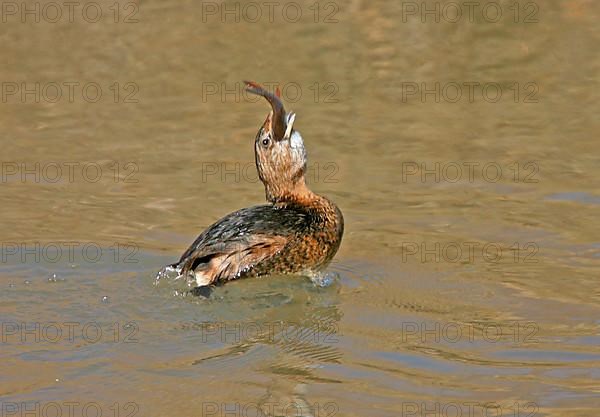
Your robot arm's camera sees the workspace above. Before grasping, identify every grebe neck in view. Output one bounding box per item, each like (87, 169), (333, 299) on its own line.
(266, 176), (320, 206)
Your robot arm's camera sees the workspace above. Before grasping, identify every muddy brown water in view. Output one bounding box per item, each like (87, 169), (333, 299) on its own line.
(1, 1), (599, 416)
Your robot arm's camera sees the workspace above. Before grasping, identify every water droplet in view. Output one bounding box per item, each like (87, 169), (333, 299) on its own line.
(310, 271), (339, 287)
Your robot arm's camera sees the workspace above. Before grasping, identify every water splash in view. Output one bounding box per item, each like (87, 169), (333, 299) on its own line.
(154, 264), (197, 293)
(154, 264), (182, 286)
(309, 271), (340, 288)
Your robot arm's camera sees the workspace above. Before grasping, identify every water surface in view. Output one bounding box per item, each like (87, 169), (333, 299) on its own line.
(1, 1), (599, 416)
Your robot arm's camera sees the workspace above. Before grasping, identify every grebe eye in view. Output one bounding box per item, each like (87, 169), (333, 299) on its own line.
(262, 137), (271, 147)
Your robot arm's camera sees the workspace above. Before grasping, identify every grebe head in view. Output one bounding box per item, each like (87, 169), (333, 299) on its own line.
(245, 81), (309, 203)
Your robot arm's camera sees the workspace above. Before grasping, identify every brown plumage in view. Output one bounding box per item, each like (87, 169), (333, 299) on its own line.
(171, 81), (344, 291)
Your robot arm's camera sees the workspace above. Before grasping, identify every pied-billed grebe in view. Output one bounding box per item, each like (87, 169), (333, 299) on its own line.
(168, 81), (343, 293)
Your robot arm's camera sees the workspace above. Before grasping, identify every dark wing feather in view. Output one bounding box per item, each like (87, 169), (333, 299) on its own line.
(177, 204), (310, 281)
